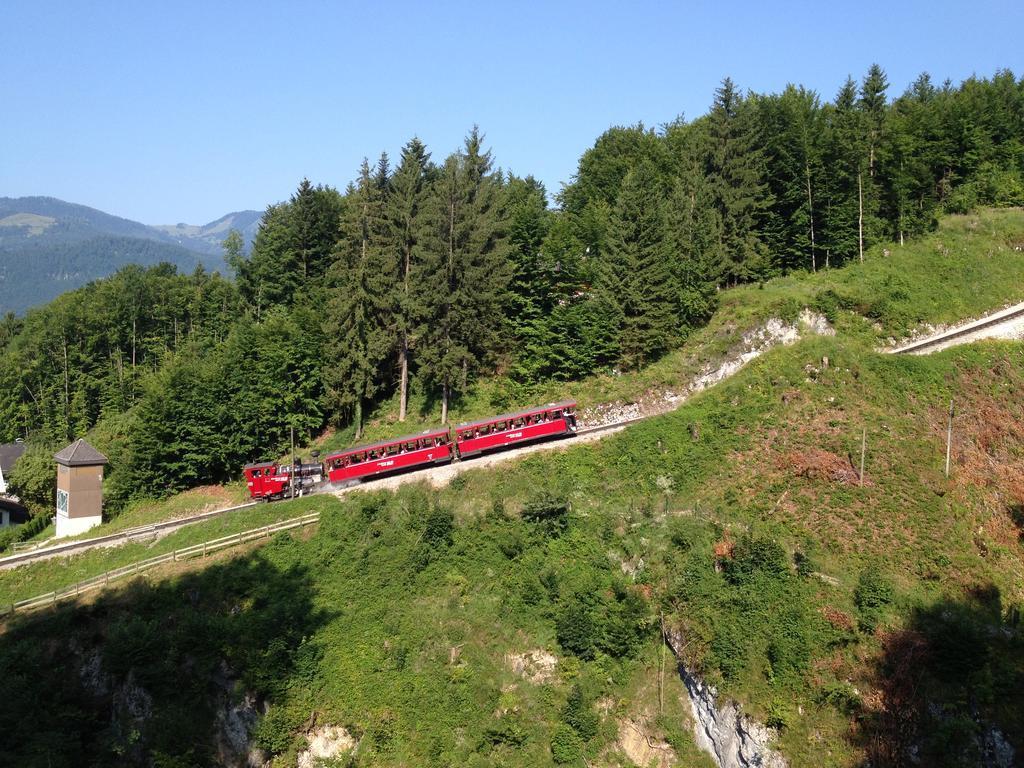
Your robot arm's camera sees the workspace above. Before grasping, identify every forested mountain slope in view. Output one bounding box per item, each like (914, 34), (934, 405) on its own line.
(2, 66), (1022, 515)
(0, 197), (259, 313)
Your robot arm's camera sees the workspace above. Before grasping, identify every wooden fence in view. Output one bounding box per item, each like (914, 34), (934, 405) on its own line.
(0, 512), (320, 618)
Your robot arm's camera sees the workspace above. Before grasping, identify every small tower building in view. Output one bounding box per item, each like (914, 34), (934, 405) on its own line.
(53, 439), (107, 538)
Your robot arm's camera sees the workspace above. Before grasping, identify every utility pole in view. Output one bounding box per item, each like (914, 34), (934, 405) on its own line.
(290, 425), (296, 499)
(858, 173), (865, 264)
(859, 427), (867, 487)
(945, 400), (954, 478)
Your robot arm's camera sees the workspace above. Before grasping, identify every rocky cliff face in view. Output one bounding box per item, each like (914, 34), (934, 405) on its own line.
(665, 629), (788, 768)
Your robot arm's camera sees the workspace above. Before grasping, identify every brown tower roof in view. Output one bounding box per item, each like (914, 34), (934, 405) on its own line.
(54, 439), (108, 467)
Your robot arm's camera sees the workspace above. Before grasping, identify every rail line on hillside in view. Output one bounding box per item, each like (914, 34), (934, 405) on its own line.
(0, 418), (647, 571)
(890, 300), (1024, 355)
(7, 298), (1022, 572)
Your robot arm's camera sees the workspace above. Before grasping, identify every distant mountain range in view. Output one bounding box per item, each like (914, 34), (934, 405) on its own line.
(0, 197), (262, 315)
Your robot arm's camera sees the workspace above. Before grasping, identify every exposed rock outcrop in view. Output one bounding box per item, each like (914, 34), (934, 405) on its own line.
(581, 310), (834, 430)
(664, 629), (788, 768)
(505, 649), (558, 683)
(297, 725), (359, 768)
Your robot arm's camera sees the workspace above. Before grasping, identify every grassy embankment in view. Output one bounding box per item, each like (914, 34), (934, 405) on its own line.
(0, 209), (1022, 767)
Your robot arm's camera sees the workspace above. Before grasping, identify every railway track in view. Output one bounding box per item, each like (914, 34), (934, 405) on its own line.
(0, 418), (647, 570)
(890, 300), (1024, 355)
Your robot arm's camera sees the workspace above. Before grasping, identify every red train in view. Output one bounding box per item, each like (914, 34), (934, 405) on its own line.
(244, 401), (577, 501)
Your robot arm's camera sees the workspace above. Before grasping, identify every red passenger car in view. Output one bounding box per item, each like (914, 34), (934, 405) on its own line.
(455, 401), (577, 458)
(324, 428), (453, 484)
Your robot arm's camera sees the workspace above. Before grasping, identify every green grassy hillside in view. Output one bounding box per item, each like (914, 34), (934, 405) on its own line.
(1, 210), (1023, 767)
(2, 335), (1022, 767)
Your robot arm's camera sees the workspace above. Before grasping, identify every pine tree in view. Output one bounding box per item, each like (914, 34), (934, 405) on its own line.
(417, 128), (510, 422)
(598, 161), (677, 369)
(237, 180), (343, 313)
(859, 64), (889, 178)
(857, 64), (890, 251)
(665, 169), (720, 332)
(386, 138), (433, 422)
(882, 75), (941, 244)
(323, 159), (396, 439)
(706, 78), (773, 283)
(821, 78), (862, 266)
(756, 86), (826, 271)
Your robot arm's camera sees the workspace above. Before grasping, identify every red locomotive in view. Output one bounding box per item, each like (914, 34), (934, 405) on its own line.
(244, 401), (577, 501)
(243, 460), (324, 501)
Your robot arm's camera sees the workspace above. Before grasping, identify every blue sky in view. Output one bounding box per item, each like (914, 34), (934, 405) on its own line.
(2, 1), (1022, 224)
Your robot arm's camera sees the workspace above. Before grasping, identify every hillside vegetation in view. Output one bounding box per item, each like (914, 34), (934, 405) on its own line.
(2, 67), (1022, 521)
(0, 65), (1022, 767)
(1, 210), (1023, 766)
(316, 206), (1024, 454)
(1, 331), (1022, 767)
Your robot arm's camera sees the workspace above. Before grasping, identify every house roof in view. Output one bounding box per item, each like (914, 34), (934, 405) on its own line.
(54, 439), (108, 467)
(0, 442), (27, 474)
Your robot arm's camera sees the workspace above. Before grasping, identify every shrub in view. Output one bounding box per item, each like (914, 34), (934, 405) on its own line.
(556, 601), (595, 660)
(7, 444), (57, 516)
(667, 517), (711, 551)
(710, 618), (748, 681)
(724, 534), (789, 585)
(764, 697), (792, 731)
(854, 565), (894, 632)
(521, 490), (570, 535)
(599, 589), (650, 658)
(480, 716), (527, 749)
(561, 685), (598, 741)
(817, 681), (861, 714)
(550, 723), (583, 764)
(422, 504), (454, 549)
